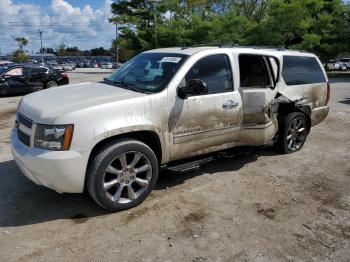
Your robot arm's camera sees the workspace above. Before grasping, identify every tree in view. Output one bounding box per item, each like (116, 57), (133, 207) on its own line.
(14, 37), (28, 51)
(56, 42), (66, 54)
(109, 0), (350, 60)
(12, 49), (29, 63)
(65, 46), (80, 52)
(41, 47), (55, 54)
(90, 47), (110, 56)
(111, 39), (134, 62)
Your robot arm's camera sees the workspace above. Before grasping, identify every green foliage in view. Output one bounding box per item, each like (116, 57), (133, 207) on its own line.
(12, 49), (29, 63)
(65, 46), (80, 52)
(14, 37), (28, 51)
(110, 0), (350, 61)
(90, 47), (110, 56)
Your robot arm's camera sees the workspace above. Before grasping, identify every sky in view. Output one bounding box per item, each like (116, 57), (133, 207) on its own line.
(0, 0), (116, 55)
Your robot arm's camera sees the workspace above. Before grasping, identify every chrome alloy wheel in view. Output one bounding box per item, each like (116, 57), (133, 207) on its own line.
(102, 151), (152, 204)
(286, 117), (307, 151)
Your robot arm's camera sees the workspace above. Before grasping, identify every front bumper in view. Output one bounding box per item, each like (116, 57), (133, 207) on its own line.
(11, 129), (87, 193)
(311, 106), (329, 126)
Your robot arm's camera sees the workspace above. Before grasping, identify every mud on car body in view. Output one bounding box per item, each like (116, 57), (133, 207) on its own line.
(11, 45), (329, 211)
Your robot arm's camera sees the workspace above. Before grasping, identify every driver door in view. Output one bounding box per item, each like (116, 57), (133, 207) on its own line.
(168, 53), (242, 161)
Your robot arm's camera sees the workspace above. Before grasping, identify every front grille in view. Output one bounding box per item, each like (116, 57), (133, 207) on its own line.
(17, 113), (33, 147)
(17, 113), (32, 128)
(18, 129), (31, 146)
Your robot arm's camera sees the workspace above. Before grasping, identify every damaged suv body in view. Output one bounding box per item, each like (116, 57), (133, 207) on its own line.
(11, 46), (329, 211)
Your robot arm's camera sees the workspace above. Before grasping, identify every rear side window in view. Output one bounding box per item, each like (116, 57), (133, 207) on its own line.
(282, 56), (326, 85)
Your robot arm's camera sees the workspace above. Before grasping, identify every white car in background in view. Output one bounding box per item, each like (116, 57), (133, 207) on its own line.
(61, 64), (74, 71)
(325, 60), (340, 71)
(325, 59), (347, 71)
(52, 64), (63, 71)
(101, 62), (113, 69)
(0, 60), (13, 67)
(339, 58), (350, 69)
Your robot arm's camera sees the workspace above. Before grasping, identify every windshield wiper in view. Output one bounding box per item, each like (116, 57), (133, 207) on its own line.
(103, 78), (150, 94)
(113, 81), (139, 92)
(103, 78), (116, 86)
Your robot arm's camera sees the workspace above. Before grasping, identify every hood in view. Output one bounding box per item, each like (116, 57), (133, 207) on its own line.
(18, 82), (146, 123)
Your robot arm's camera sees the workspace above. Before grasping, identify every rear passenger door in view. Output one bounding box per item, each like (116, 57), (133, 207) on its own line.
(24, 67), (44, 91)
(238, 54), (278, 125)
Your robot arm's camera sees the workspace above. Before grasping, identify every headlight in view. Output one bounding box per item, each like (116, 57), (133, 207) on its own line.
(34, 124), (74, 151)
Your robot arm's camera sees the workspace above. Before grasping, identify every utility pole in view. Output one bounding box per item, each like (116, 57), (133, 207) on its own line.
(115, 22), (119, 67)
(150, 0), (161, 48)
(38, 29), (43, 64)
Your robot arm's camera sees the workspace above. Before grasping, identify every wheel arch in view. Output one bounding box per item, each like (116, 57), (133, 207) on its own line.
(277, 102), (312, 132)
(87, 130), (163, 170)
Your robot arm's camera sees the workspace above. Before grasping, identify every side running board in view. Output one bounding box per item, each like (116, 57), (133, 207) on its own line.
(164, 156), (215, 173)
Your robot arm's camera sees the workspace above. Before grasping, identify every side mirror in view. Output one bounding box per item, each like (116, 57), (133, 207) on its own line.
(178, 79), (208, 98)
(0, 77), (6, 83)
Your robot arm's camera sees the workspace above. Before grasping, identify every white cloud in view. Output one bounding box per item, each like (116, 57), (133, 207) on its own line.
(0, 0), (115, 55)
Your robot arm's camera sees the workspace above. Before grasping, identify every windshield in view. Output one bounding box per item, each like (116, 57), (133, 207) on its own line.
(106, 52), (188, 93)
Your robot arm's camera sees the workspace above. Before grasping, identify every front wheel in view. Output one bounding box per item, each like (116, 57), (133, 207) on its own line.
(87, 139), (158, 211)
(275, 112), (309, 154)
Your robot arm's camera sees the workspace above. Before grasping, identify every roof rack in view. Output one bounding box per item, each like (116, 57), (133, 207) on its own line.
(181, 43), (226, 50)
(180, 43), (310, 53)
(220, 44), (287, 51)
(181, 43), (288, 51)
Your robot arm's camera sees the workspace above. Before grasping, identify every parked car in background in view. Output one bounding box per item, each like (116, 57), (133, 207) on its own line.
(61, 63), (74, 71)
(0, 64), (69, 95)
(52, 64), (63, 71)
(101, 62), (113, 69)
(325, 60), (340, 71)
(325, 59), (347, 71)
(337, 61), (348, 71)
(339, 58), (350, 69)
(0, 60), (13, 67)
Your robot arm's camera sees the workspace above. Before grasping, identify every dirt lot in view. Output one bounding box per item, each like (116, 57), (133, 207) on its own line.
(0, 69), (349, 262)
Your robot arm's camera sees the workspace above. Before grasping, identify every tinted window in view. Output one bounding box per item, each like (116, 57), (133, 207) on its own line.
(282, 56), (326, 85)
(4, 68), (23, 76)
(185, 54), (233, 94)
(239, 55), (272, 88)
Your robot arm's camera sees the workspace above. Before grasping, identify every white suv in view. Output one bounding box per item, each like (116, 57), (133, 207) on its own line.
(11, 46), (330, 211)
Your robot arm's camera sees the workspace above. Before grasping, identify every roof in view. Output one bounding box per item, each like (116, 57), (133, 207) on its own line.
(144, 46), (315, 57)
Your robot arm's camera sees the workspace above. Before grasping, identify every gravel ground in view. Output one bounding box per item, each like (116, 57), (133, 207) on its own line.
(0, 69), (349, 262)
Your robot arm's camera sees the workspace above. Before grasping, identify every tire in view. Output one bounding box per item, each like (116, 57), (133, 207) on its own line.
(86, 139), (158, 211)
(275, 112), (309, 154)
(46, 81), (58, 88)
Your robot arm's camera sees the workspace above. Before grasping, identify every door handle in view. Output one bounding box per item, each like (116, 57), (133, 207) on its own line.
(222, 100), (238, 109)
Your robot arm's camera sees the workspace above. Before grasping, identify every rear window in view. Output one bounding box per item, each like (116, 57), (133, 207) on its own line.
(282, 56), (326, 85)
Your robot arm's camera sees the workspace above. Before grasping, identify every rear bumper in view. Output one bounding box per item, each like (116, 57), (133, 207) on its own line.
(311, 106), (329, 126)
(11, 129), (87, 193)
(58, 78), (69, 86)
